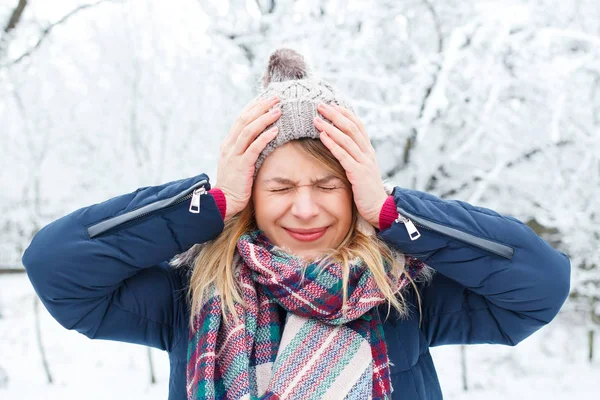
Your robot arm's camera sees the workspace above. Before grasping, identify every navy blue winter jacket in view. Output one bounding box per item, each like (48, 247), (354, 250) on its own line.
(22, 173), (570, 399)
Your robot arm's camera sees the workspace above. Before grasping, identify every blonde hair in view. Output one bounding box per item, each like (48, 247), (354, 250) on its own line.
(182, 138), (421, 330)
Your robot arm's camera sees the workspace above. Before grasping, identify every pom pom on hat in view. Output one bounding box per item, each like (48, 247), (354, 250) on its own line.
(261, 48), (310, 87)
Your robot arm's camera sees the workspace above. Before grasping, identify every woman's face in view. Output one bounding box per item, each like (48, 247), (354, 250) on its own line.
(253, 141), (354, 260)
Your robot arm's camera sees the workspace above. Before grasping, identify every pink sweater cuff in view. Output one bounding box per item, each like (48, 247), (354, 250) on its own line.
(379, 195), (398, 231)
(208, 188), (226, 221)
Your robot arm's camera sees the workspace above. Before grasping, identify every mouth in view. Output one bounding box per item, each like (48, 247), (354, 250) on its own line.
(283, 226), (329, 242)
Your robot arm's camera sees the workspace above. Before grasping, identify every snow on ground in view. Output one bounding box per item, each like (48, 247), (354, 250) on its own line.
(0, 274), (597, 399)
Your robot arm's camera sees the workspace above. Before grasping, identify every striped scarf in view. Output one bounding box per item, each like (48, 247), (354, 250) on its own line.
(186, 230), (424, 399)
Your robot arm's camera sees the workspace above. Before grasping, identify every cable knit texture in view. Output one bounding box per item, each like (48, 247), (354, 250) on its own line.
(254, 78), (355, 174)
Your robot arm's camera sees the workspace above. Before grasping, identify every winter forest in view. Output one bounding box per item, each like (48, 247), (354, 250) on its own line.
(0, 0), (598, 398)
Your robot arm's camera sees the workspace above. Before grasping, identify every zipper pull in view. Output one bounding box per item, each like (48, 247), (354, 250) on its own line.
(189, 187), (206, 214)
(395, 213), (421, 241)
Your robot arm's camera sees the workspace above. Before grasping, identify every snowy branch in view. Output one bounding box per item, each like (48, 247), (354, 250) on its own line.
(539, 28), (600, 47)
(421, 0), (443, 53)
(440, 140), (575, 199)
(1, 0), (116, 68)
(405, 23), (475, 171)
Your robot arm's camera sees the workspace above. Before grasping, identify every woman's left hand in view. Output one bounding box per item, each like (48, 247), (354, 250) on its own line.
(314, 103), (389, 229)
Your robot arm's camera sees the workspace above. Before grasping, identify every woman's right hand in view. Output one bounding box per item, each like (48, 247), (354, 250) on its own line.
(214, 96), (281, 222)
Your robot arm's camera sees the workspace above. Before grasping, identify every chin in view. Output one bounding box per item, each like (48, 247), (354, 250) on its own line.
(295, 247), (331, 263)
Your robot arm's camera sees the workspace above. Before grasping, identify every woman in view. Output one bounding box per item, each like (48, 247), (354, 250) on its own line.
(23, 49), (570, 400)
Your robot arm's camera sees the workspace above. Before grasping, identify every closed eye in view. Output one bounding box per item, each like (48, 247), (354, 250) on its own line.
(270, 187), (293, 193)
(318, 186), (339, 191)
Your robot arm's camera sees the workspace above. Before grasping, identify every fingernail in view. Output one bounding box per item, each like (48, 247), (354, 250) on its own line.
(318, 103), (328, 110)
(314, 116), (323, 123)
(271, 107), (281, 114)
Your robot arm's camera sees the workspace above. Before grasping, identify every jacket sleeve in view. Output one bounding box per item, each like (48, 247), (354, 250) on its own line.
(378, 187), (571, 347)
(22, 174), (224, 351)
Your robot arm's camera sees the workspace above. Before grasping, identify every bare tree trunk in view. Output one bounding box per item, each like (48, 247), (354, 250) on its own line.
(0, 365), (8, 389)
(460, 345), (468, 391)
(0, 0), (28, 58)
(255, 0), (276, 14)
(33, 296), (53, 384)
(3, 0), (27, 34)
(0, 267), (26, 274)
(147, 347), (156, 384)
(589, 330), (595, 363)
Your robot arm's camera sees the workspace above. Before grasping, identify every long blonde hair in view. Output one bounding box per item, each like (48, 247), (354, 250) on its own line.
(179, 138), (422, 330)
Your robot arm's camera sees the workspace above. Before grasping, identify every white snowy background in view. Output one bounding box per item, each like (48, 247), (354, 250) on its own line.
(1, 0), (599, 398)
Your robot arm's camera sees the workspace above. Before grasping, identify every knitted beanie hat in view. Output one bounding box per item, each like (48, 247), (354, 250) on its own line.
(253, 48), (355, 173)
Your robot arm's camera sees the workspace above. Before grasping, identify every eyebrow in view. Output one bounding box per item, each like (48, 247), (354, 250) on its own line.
(263, 175), (341, 186)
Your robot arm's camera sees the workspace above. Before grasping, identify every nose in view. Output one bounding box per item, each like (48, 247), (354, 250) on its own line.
(290, 187), (320, 220)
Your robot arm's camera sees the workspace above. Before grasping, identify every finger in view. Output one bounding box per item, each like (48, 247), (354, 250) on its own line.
(245, 126), (279, 162)
(317, 103), (369, 152)
(331, 104), (371, 147)
(235, 107), (282, 155)
(314, 116), (364, 163)
(318, 130), (358, 173)
(241, 96), (265, 114)
(223, 96), (280, 149)
(232, 96), (279, 137)
(245, 95), (279, 119)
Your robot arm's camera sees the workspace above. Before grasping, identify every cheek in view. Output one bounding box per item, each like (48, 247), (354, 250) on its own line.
(324, 192), (353, 220)
(254, 193), (289, 225)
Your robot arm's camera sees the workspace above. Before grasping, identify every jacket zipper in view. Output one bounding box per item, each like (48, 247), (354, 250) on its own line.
(188, 186), (206, 213)
(87, 179), (209, 238)
(394, 207), (515, 260)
